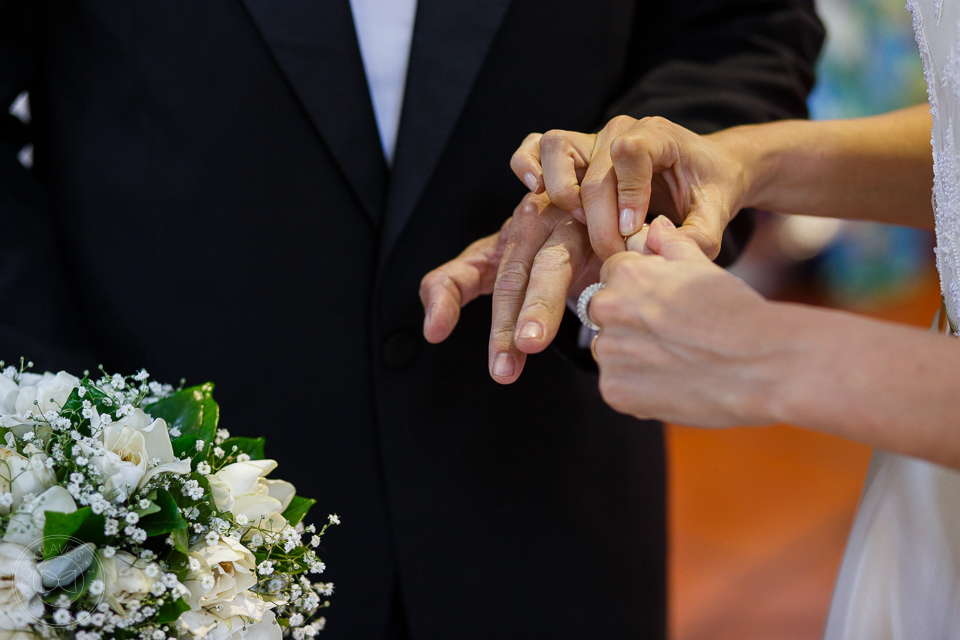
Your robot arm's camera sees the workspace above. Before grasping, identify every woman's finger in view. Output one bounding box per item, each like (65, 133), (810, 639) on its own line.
(538, 129), (596, 219)
(510, 132), (545, 193)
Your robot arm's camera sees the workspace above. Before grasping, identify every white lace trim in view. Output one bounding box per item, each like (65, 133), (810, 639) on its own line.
(907, 0), (960, 333)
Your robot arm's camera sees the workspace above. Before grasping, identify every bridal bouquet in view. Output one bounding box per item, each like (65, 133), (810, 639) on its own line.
(0, 361), (336, 640)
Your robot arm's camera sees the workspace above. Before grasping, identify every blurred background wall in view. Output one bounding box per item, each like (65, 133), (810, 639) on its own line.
(667, 1), (939, 639)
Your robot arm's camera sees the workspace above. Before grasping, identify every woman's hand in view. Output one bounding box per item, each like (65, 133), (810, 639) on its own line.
(511, 116), (749, 261)
(588, 216), (789, 427)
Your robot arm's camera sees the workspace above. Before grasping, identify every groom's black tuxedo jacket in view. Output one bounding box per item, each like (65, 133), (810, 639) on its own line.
(1, 1), (822, 638)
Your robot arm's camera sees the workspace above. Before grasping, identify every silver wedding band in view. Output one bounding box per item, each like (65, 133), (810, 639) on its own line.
(577, 282), (605, 331)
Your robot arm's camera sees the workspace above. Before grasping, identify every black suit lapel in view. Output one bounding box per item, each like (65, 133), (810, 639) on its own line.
(381, 0), (513, 258)
(240, 0), (387, 225)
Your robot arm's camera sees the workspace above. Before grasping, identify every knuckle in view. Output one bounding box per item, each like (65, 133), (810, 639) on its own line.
(511, 198), (552, 235)
(520, 296), (556, 319)
(546, 222), (587, 256)
(490, 325), (516, 343)
(494, 262), (530, 294)
(607, 114), (637, 132)
(524, 132), (543, 146)
(550, 184), (582, 209)
(610, 133), (647, 162)
(598, 375), (631, 413)
(534, 244), (573, 272)
(540, 129), (565, 145)
(639, 115), (669, 129)
(419, 269), (444, 293)
(579, 175), (605, 201)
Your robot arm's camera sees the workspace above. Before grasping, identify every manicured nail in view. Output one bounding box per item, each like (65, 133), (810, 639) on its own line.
(492, 352), (516, 377)
(658, 215), (676, 229)
(619, 208), (639, 235)
(517, 322), (543, 340)
(571, 207), (586, 222)
(523, 172), (540, 192)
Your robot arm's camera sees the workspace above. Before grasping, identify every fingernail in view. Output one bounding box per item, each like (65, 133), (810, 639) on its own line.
(571, 207), (586, 222)
(517, 322), (543, 340)
(492, 352), (516, 377)
(523, 172), (540, 192)
(658, 216), (676, 229)
(619, 208), (638, 235)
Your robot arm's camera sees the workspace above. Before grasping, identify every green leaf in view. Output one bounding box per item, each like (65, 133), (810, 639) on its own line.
(134, 500), (161, 518)
(282, 496), (315, 527)
(221, 437), (266, 460)
(155, 596), (191, 624)
(43, 508), (106, 559)
(171, 434), (200, 458)
(165, 548), (191, 581)
(59, 387), (84, 414)
(139, 489), (188, 539)
(145, 383), (219, 444)
(169, 527), (190, 554)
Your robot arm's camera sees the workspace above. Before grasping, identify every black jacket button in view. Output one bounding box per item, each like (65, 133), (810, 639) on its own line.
(381, 330), (419, 369)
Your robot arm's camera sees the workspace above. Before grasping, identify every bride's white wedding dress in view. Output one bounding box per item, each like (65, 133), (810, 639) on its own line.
(822, 0), (960, 637)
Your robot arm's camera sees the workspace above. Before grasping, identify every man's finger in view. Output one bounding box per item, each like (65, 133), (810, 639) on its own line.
(538, 129), (596, 220)
(510, 133), (545, 193)
(421, 225), (508, 344)
(624, 224), (653, 253)
(513, 217), (591, 354)
(490, 195), (567, 384)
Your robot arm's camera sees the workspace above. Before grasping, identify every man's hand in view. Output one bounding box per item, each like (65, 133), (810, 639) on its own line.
(421, 193), (598, 384)
(511, 116), (748, 261)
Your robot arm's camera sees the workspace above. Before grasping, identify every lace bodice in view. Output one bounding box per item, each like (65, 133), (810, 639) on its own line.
(909, 0), (960, 329)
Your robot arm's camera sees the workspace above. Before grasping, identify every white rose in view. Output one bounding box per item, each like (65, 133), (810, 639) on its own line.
(0, 631), (38, 640)
(0, 375), (18, 416)
(183, 534), (257, 612)
(0, 446), (56, 512)
(179, 605), (280, 640)
(207, 460), (295, 532)
(8, 371), (79, 418)
(0, 371), (79, 437)
(0, 542), (43, 632)
(2, 486), (76, 549)
(100, 550), (155, 613)
(81, 408), (190, 500)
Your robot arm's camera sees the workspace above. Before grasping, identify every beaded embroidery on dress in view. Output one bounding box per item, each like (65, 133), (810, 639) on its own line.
(921, 0), (960, 329)
(822, 1), (960, 638)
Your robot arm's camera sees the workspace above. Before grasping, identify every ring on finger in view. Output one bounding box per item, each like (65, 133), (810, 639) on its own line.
(577, 282), (605, 331)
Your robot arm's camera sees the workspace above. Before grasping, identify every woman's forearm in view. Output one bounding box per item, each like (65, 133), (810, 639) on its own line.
(767, 302), (960, 468)
(714, 104), (935, 227)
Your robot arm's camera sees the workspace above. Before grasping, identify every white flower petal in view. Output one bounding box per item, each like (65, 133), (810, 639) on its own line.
(262, 479), (296, 513)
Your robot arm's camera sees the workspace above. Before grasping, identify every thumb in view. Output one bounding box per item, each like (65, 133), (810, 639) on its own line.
(645, 216), (710, 262)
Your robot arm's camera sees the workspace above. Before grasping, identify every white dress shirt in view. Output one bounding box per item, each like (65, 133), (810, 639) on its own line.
(349, 0), (418, 165)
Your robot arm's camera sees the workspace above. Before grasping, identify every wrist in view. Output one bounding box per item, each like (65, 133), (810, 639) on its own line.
(709, 121), (806, 214)
(747, 300), (828, 426)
